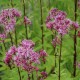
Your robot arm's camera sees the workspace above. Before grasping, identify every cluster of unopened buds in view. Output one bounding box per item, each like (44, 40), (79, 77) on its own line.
(46, 8), (80, 47)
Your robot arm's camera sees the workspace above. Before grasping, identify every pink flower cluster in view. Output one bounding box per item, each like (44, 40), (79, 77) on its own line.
(0, 33), (6, 42)
(46, 8), (72, 35)
(52, 36), (61, 47)
(41, 71), (48, 79)
(4, 39), (40, 73)
(46, 8), (80, 47)
(72, 22), (80, 29)
(24, 16), (31, 25)
(78, 30), (80, 37)
(0, 8), (21, 33)
(78, 0), (80, 8)
(4, 46), (16, 64)
(39, 50), (47, 63)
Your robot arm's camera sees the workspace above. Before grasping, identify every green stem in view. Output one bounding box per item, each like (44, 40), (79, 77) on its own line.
(18, 67), (22, 80)
(73, 0), (77, 77)
(48, 0), (51, 10)
(10, 1), (22, 80)
(10, 0), (14, 7)
(32, 72), (34, 80)
(3, 41), (6, 51)
(28, 73), (31, 80)
(59, 34), (62, 80)
(9, 32), (13, 46)
(23, 0), (28, 39)
(15, 27), (18, 46)
(40, 0), (44, 49)
(15, 27), (22, 80)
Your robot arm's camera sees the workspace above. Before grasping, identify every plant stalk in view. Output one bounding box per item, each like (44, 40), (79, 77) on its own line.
(73, 0), (77, 77)
(40, 0), (44, 49)
(3, 40), (6, 51)
(9, 32), (13, 46)
(48, 0), (51, 10)
(10, 0), (14, 7)
(23, 0), (28, 39)
(28, 73), (31, 80)
(10, 1), (22, 80)
(59, 34), (62, 80)
(18, 67), (22, 80)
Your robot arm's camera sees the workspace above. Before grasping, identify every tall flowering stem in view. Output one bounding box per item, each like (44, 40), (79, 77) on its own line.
(10, 0), (18, 46)
(60, 35), (62, 60)
(40, 0), (44, 49)
(53, 31), (57, 67)
(22, 0), (32, 79)
(73, 0), (78, 77)
(59, 34), (62, 80)
(9, 1), (14, 46)
(10, 0), (14, 7)
(15, 27), (22, 80)
(48, 0), (51, 10)
(28, 74), (31, 80)
(48, 0), (57, 68)
(17, 68), (22, 80)
(23, 0), (28, 39)
(9, 32), (14, 46)
(0, 33), (6, 50)
(46, 8), (72, 80)
(10, 1), (22, 80)
(3, 41), (6, 50)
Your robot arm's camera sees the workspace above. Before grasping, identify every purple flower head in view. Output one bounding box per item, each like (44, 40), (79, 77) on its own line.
(46, 21), (53, 29)
(24, 16), (31, 25)
(4, 45), (16, 65)
(4, 39), (40, 73)
(76, 62), (80, 68)
(46, 15), (51, 23)
(39, 50), (47, 57)
(10, 8), (21, 17)
(72, 22), (80, 29)
(77, 30), (80, 37)
(78, 63), (80, 68)
(46, 8), (72, 35)
(41, 71), (48, 79)
(4, 53), (12, 65)
(0, 8), (21, 33)
(49, 8), (59, 19)
(78, 0), (80, 8)
(39, 49), (47, 63)
(14, 46), (40, 72)
(21, 39), (35, 49)
(0, 33), (6, 39)
(52, 37), (61, 47)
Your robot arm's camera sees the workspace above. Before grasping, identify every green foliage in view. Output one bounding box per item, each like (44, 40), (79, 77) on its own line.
(0, 0), (80, 80)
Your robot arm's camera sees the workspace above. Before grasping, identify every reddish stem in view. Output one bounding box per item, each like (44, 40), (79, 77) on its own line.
(23, 0), (28, 39)
(40, 0), (44, 49)
(10, 1), (22, 80)
(73, 0), (77, 77)
(59, 34), (62, 80)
